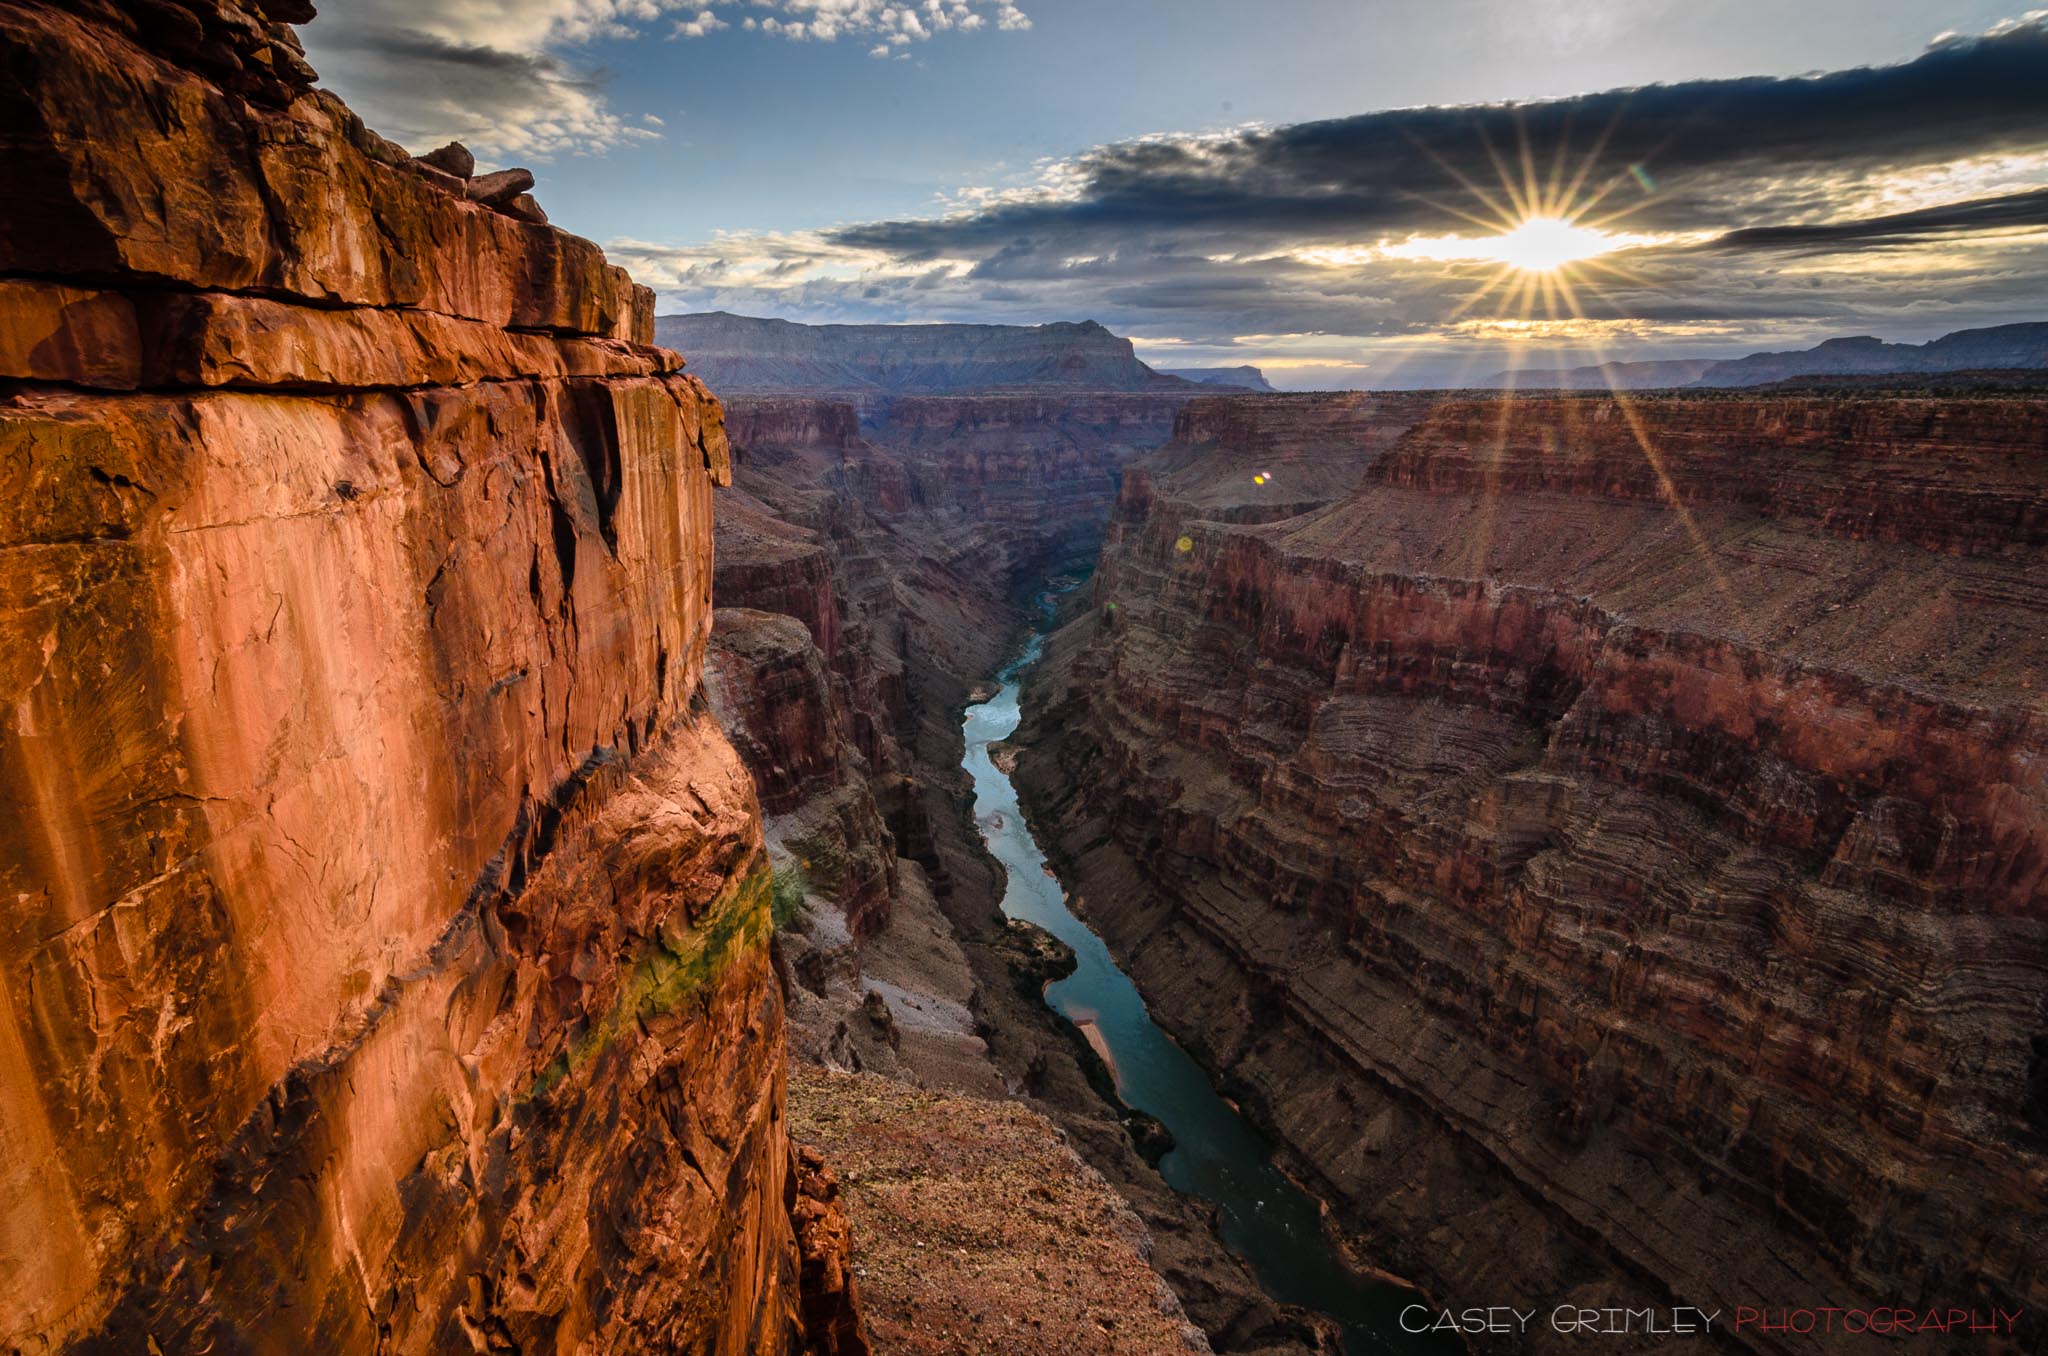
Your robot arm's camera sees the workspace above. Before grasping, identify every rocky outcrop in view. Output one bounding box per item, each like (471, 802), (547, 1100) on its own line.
(654, 312), (1193, 395)
(708, 608), (898, 938)
(788, 1064), (1212, 1356)
(0, 4), (839, 1352)
(791, 1144), (872, 1356)
(1018, 390), (2048, 1354)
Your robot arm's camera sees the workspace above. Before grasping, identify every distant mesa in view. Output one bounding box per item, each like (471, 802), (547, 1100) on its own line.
(1692, 321), (2048, 386)
(1156, 365), (1276, 392)
(655, 311), (1199, 395)
(1483, 321), (2048, 390)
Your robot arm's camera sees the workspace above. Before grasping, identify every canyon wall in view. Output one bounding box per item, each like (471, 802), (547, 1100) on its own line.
(1018, 391), (2048, 1353)
(0, 4), (815, 1351)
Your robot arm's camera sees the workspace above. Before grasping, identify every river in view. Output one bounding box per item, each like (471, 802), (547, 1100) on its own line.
(963, 605), (1455, 1356)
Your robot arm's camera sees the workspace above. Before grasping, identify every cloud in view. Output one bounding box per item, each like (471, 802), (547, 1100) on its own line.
(301, 0), (1029, 161)
(678, 1), (1029, 44)
(636, 15), (2048, 386)
(830, 16), (2048, 259)
(1709, 185), (2048, 250)
(672, 10), (728, 37)
(303, 23), (659, 161)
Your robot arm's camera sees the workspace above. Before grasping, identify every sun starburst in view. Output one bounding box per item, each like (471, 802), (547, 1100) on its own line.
(1354, 113), (1758, 632)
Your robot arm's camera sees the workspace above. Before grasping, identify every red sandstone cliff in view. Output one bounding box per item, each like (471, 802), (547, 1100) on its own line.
(1017, 390), (2048, 1354)
(0, 4), (839, 1351)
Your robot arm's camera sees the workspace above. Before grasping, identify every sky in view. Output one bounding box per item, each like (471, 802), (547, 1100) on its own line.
(305, 0), (2048, 388)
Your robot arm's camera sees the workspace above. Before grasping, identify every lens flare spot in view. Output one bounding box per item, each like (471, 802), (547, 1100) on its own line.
(1175, 534), (1195, 552)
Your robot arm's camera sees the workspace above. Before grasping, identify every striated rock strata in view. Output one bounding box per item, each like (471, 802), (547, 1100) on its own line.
(0, 4), (846, 1352)
(1018, 391), (2048, 1354)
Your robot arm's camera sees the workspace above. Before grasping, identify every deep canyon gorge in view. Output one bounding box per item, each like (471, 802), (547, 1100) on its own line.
(3, 3), (2046, 1355)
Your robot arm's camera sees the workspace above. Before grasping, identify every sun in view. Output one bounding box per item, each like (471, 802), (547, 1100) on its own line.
(1378, 215), (1637, 274)
(1474, 216), (1618, 272)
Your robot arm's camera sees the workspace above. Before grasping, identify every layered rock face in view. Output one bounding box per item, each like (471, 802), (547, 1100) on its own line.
(1018, 391), (2048, 1353)
(0, 5), (819, 1352)
(654, 312), (1192, 395)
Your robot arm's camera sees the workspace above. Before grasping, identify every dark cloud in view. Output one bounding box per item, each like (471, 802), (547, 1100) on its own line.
(302, 9), (651, 160)
(316, 26), (570, 80)
(830, 17), (2048, 261)
(1712, 185), (2048, 250)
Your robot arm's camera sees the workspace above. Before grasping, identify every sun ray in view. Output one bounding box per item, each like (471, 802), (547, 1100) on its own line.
(1554, 103), (1628, 220)
(1404, 131), (1525, 233)
(1445, 263), (1521, 321)
(1580, 192), (1674, 233)
(1542, 272), (1757, 632)
(1514, 112), (1546, 231)
(1540, 111), (1577, 219)
(1402, 189), (1525, 236)
(1475, 118), (1535, 222)
(1378, 107), (1758, 640)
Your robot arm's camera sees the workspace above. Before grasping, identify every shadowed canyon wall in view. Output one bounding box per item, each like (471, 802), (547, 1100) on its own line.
(1017, 391), (2048, 1354)
(0, 3), (823, 1351)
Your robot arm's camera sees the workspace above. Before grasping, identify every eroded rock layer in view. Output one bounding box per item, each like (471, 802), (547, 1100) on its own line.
(1018, 391), (2048, 1354)
(0, 4), (818, 1352)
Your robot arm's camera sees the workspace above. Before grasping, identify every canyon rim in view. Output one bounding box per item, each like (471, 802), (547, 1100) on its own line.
(3, 1), (2047, 1354)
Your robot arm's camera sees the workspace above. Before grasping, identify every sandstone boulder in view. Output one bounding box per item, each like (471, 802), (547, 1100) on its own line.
(468, 166), (537, 207)
(418, 139), (475, 178)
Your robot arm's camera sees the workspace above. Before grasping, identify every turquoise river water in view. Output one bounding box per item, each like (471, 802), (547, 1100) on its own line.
(963, 609), (1456, 1356)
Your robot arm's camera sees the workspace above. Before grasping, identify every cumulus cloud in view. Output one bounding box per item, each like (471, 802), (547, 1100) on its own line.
(634, 15), (2048, 386)
(699, 1), (1031, 44)
(672, 9), (728, 36)
(302, 0), (1029, 161)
